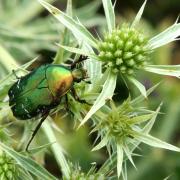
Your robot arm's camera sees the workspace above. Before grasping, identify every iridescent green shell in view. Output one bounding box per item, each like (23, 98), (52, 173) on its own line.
(8, 65), (73, 120)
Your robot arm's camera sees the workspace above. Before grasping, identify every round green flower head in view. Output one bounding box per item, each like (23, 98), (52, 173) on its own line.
(98, 24), (150, 75)
(96, 100), (134, 143)
(0, 152), (18, 180)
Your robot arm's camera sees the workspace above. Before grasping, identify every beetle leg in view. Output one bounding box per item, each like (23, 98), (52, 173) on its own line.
(64, 94), (69, 111)
(64, 94), (74, 118)
(71, 55), (88, 69)
(65, 58), (74, 65)
(71, 87), (91, 105)
(83, 79), (91, 84)
(37, 86), (48, 90)
(25, 113), (49, 151)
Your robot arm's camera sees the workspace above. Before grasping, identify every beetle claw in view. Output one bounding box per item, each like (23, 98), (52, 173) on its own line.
(25, 113), (48, 151)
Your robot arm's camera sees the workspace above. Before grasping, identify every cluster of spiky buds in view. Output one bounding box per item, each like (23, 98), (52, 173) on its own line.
(99, 101), (134, 142)
(98, 24), (150, 75)
(66, 164), (105, 180)
(0, 152), (18, 180)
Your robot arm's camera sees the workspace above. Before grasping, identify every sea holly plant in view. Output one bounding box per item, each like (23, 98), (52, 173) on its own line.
(38, 0), (180, 127)
(91, 98), (180, 177)
(37, 0), (180, 178)
(0, 0), (179, 179)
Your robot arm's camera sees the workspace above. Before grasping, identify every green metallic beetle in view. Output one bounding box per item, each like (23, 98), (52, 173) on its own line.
(8, 56), (88, 150)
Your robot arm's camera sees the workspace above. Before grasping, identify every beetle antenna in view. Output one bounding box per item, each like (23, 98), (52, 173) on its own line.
(71, 55), (88, 69)
(25, 114), (48, 151)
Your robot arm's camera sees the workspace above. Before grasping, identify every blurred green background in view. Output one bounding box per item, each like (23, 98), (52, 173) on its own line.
(0, 0), (179, 179)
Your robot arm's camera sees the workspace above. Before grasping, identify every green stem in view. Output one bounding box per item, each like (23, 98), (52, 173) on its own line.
(42, 119), (70, 179)
(54, 0), (72, 64)
(0, 44), (19, 73)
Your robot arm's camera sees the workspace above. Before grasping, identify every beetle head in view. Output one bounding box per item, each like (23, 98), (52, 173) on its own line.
(72, 68), (88, 83)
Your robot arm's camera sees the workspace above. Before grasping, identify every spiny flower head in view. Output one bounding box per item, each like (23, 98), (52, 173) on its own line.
(0, 151), (19, 180)
(98, 100), (134, 141)
(98, 24), (150, 75)
(92, 98), (152, 149)
(92, 99), (180, 177)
